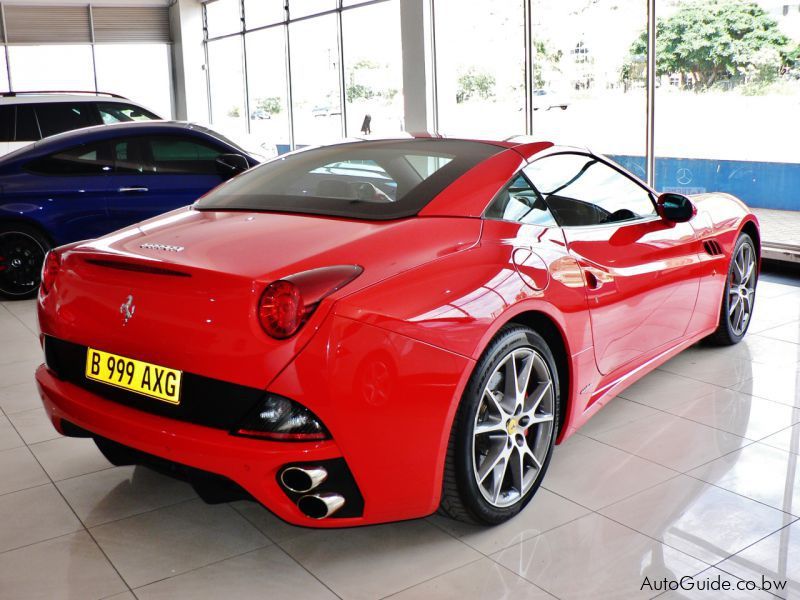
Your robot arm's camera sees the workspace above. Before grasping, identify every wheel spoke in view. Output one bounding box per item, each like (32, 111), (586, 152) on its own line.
(733, 252), (744, 283)
(509, 447), (525, 493)
(729, 295), (740, 316)
(483, 389), (506, 420)
(515, 352), (534, 406)
(474, 419), (506, 436)
(524, 380), (552, 417)
(478, 441), (508, 483)
(490, 456), (508, 504)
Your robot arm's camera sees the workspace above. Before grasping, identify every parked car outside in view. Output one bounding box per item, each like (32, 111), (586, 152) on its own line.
(531, 89), (570, 111)
(0, 91), (162, 157)
(0, 121), (258, 298)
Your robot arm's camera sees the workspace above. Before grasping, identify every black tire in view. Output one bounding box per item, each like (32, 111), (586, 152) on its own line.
(0, 223), (51, 300)
(439, 325), (560, 525)
(708, 233), (758, 346)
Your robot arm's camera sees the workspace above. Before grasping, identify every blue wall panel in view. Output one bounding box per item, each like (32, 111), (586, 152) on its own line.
(610, 155), (800, 211)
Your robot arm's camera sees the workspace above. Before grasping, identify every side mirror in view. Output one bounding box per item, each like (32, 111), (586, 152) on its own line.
(656, 192), (696, 223)
(216, 154), (250, 179)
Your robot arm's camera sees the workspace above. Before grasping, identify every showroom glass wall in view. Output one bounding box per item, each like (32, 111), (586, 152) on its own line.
(431, 0), (800, 249)
(0, 5), (174, 118)
(204, 0), (800, 247)
(203, 0), (403, 151)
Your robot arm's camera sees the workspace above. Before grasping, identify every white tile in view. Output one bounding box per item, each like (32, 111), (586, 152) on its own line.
(428, 487), (589, 554)
(667, 388), (800, 441)
(0, 379), (41, 415)
(0, 484), (82, 553)
(688, 443), (800, 517)
(729, 363), (800, 408)
(543, 434), (676, 509)
(579, 396), (662, 438)
(600, 474), (795, 564)
(57, 465), (197, 527)
(230, 500), (307, 546)
(758, 321), (800, 345)
(90, 499), (269, 588)
(618, 370), (719, 411)
(389, 557), (552, 600)
(491, 513), (708, 600)
(0, 414), (23, 451)
(717, 520), (800, 599)
(134, 546), (337, 600)
(0, 359), (41, 390)
(0, 335), (43, 366)
(30, 436), (112, 481)
(761, 424), (800, 455)
(0, 531), (126, 600)
(658, 348), (761, 388)
(6, 407), (60, 445)
(590, 411), (751, 472)
(280, 519), (482, 600)
(0, 446), (49, 495)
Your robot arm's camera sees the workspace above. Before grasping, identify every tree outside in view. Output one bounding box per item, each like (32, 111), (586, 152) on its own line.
(626, 0), (794, 92)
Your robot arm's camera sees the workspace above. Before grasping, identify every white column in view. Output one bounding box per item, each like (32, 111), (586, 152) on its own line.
(400, 0), (430, 133)
(170, 0), (209, 122)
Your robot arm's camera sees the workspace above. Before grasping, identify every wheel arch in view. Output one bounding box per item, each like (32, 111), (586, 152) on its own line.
(0, 216), (56, 246)
(740, 219), (760, 261)
(504, 310), (571, 439)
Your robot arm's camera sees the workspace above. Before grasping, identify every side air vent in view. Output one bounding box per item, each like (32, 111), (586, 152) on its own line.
(703, 239), (723, 256)
(85, 259), (191, 277)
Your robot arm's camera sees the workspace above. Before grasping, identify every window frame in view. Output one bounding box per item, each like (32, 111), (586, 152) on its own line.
(523, 150), (660, 229)
(23, 139), (114, 177)
(482, 170), (559, 229)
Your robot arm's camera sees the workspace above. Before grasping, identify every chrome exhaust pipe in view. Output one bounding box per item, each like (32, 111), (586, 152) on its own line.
(280, 466), (328, 493)
(297, 493), (345, 519)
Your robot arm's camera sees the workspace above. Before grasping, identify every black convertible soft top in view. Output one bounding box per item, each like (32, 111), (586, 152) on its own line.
(195, 139), (503, 220)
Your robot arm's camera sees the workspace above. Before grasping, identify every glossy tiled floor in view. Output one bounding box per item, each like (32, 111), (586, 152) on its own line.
(1, 272), (800, 600)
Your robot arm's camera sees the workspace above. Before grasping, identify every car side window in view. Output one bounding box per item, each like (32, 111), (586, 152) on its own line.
(25, 141), (113, 176)
(112, 138), (149, 173)
(15, 106), (41, 142)
(146, 136), (224, 175)
(35, 103), (98, 138)
(97, 102), (159, 124)
(523, 153), (656, 227)
(484, 173), (559, 227)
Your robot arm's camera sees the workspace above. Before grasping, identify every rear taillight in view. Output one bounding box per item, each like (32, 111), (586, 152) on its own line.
(258, 265), (362, 339)
(234, 394), (329, 441)
(40, 251), (61, 295)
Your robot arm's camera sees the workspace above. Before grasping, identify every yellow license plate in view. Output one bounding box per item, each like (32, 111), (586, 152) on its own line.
(85, 348), (182, 405)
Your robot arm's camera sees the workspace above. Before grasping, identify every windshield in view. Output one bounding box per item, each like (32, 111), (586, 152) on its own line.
(194, 139), (502, 220)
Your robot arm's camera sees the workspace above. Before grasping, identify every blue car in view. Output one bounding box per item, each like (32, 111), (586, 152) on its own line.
(0, 121), (258, 298)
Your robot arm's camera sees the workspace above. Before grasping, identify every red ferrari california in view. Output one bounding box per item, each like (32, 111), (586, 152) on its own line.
(35, 137), (759, 527)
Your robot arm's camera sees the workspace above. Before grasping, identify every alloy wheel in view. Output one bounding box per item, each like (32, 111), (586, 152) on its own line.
(471, 347), (555, 508)
(727, 241), (756, 336)
(0, 231), (46, 297)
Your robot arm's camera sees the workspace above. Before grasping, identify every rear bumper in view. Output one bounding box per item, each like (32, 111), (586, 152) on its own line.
(35, 365), (367, 527)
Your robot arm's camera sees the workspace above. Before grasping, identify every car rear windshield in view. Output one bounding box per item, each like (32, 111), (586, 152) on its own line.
(194, 139), (502, 220)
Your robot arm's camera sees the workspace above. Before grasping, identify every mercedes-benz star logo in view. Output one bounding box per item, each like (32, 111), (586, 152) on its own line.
(120, 295), (135, 325)
(676, 167), (693, 186)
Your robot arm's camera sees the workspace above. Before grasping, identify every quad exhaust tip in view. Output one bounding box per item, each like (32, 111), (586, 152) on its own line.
(297, 493), (345, 519)
(280, 466), (328, 493)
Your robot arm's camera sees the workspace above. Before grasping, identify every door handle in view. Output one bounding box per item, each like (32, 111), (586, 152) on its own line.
(118, 187), (149, 193)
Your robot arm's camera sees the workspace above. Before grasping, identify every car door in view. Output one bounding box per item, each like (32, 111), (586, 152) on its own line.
(12, 140), (115, 243)
(523, 152), (702, 376)
(103, 134), (229, 231)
